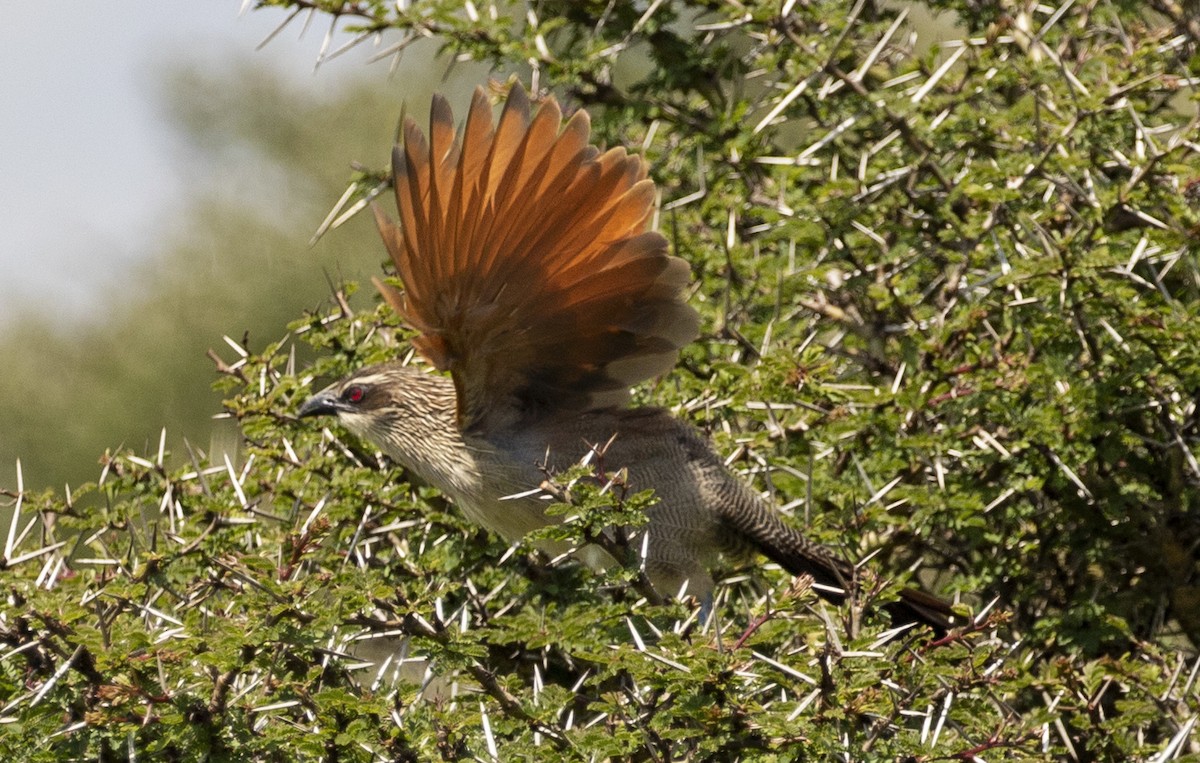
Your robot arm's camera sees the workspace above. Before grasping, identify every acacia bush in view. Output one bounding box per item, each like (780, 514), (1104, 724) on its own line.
(3, 0), (1200, 759)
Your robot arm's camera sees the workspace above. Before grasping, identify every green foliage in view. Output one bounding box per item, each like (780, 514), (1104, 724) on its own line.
(5, 0), (1200, 759)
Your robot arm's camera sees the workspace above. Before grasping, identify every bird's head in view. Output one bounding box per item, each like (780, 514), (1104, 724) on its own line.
(297, 362), (457, 450)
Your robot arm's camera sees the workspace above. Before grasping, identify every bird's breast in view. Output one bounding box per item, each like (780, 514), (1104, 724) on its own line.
(439, 438), (556, 542)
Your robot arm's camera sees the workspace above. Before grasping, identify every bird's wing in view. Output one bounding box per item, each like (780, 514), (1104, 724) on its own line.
(373, 84), (699, 433)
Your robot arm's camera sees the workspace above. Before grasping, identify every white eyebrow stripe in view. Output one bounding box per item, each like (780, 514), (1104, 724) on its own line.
(346, 373), (392, 387)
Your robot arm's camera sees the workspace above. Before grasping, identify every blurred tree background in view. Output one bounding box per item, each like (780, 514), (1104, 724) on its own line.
(0, 54), (462, 491)
(4, 1), (1200, 760)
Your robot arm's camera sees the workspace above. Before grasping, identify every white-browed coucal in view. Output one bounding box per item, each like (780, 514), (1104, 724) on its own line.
(299, 85), (956, 632)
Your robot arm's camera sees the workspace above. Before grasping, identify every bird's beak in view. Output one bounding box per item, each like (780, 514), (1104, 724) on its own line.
(297, 389), (342, 418)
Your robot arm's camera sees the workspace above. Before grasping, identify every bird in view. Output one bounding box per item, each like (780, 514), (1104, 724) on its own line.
(298, 84), (957, 632)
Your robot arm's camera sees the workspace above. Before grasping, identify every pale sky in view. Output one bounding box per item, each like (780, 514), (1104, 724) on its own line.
(0, 2), (366, 324)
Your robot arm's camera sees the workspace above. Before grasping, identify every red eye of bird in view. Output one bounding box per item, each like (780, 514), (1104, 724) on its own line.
(344, 386), (365, 404)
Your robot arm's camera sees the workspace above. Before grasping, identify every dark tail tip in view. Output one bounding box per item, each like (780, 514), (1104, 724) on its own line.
(885, 587), (960, 635)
